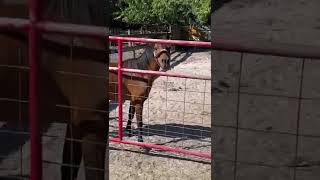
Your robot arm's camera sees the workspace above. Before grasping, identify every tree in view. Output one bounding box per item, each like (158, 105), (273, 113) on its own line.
(114, 0), (211, 27)
(191, 0), (211, 25)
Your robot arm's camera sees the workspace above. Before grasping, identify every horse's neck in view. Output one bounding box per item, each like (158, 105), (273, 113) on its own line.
(124, 46), (159, 71)
(0, 0), (105, 25)
(119, 46), (160, 80)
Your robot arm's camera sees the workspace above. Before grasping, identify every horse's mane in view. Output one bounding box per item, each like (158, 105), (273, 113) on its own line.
(0, 0), (107, 26)
(0, 0), (108, 56)
(123, 45), (155, 70)
(43, 0), (106, 26)
(42, 0), (108, 51)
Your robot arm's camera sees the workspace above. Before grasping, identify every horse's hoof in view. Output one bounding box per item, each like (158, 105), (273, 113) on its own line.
(140, 146), (151, 153)
(125, 128), (132, 137)
(127, 131), (132, 137)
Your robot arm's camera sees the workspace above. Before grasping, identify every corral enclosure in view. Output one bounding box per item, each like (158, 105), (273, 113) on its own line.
(213, 0), (320, 180)
(0, 1), (212, 179)
(109, 45), (212, 179)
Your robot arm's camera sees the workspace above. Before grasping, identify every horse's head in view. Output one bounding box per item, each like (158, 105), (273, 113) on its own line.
(153, 43), (171, 71)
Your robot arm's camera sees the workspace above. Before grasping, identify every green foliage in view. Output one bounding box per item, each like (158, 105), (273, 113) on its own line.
(114, 0), (155, 24)
(190, 0), (211, 25)
(114, 0), (211, 26)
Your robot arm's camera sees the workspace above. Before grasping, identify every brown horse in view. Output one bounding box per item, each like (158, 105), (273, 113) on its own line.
(109, 43), (171, 142)
(1, 1), (108, 180)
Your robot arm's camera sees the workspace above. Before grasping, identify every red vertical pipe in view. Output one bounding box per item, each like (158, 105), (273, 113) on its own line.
(118, 39), (123, 140)
(28, 0), (42, 179)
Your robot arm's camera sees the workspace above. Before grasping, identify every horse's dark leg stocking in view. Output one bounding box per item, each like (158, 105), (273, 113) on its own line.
(61, 124), (83, 180)
(126, 101), (135, 137)
(81, 121), (106, 180)
(135, 102), (144, 142)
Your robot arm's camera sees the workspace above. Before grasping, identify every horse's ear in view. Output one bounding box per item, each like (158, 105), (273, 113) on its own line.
(153, 43), (159, 49)
(165, 45), (171, 52)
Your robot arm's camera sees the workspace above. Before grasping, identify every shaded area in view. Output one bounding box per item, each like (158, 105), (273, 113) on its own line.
(0, 123), (29, 164)
(0, 175), (29, 180)
(109, 146), (210, 165)
(170, 51), (193, 69)
(110, 123), (211, 144)
(212, 0), (233, 13)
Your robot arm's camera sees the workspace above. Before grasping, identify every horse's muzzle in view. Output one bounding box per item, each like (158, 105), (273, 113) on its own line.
(161, 64), (171, 71)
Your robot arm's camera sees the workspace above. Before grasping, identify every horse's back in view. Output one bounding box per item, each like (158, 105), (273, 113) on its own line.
(0, 34), (71, 123)
(0, 1), (28, 18)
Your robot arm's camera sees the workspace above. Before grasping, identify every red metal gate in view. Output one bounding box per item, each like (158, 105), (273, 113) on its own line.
(1, 1), (212, 179)
(108, 36), (212, 159)
(0, 1), (108, 179)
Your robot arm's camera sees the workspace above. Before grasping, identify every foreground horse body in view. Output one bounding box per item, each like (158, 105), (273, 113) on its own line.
(109, 44), (170, 142)
(1, 1), (108, 179)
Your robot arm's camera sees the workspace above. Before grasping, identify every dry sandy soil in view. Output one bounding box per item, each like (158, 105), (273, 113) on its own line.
(0, 48), (211, 180)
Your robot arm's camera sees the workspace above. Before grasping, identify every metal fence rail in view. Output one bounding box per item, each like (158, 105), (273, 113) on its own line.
(213, 34), (320, 59)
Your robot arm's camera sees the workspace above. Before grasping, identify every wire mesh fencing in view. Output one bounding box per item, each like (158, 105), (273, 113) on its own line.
(108, 38), (211, 160)
(213, 36), (320, 180)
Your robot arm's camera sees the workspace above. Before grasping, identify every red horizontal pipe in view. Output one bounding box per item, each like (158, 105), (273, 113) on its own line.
(109, 137), (211, 159)
(213, 35), (320, 59)
(124, 32), (170, 37)
(0, 17), (29, 30)
(109, 67), (211, 80)
(37, 21), (107, 38)
(109, 36), (211, 48)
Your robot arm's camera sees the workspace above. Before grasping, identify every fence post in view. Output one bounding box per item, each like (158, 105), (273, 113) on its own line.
(117, 39), (123, 140)
(128, 29), (132, 46)
(28, 0), (42, 179)
(167, 25), (171, 40)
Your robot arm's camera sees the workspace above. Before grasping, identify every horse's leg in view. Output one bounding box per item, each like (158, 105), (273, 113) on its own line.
(126, 101), (135, 137)
(80, 120), (107, 180)
(61, 123), (83, 180)
(68, 64), (107, 180)
(44, 47), (108, 180)
(133, 101), (144, 142)
(58, 93), (107, 180)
